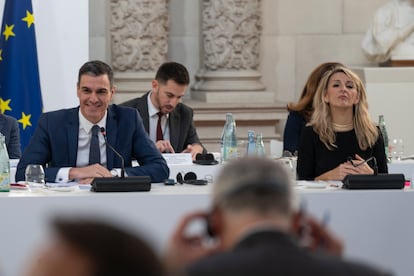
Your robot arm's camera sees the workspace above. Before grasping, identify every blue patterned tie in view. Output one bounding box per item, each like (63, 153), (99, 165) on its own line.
(89, 125), (101, 165)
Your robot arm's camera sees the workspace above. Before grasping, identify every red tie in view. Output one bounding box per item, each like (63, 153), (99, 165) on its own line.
(156, 112), (163, 141)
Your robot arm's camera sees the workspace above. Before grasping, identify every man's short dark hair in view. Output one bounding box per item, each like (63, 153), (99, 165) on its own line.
(53, 218), (164, 276)
(213, 157), (293, 216)
(78, 60), (114, 88)
(155, 62), (190, 86)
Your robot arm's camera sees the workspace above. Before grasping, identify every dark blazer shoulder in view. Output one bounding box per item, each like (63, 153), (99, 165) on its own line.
(109, 103), (138, 115)
(0, 113), (17, 124)
(39, 107), (79, 126)
(120, 92), (148, 109)
(187, 231), (391, 276)
(174, 102), (194, 116)
(120, 93), (149, 120)
(0, 113), (21, 158)
(44, 107), (78, 118)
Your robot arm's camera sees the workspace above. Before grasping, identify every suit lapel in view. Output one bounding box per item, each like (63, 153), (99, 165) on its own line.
(67, 108), (79, 165)
(105, 106), (117, 169)
(0, 116), (5, 136)
(137, 92), (150, 133)
(169, 110), (180, 150)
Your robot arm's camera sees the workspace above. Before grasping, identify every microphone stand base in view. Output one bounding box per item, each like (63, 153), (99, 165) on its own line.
(342, 174), (405, 189)
(91, 176), (151, 192)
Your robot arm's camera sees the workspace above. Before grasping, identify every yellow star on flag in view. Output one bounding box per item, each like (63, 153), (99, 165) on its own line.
(22, 10), (35, 28)
(2, 24), (15, 41)
(0, 98), (12, 114)
(0, 49), (2, 61)
(18, 112), (32, 129)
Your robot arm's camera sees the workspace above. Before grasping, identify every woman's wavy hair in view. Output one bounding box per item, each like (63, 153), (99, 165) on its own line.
(288, 62), (344, 122)
(310, 66), (378, 150)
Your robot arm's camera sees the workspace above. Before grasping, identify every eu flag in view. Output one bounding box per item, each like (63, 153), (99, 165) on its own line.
(0, 0), (42, 151)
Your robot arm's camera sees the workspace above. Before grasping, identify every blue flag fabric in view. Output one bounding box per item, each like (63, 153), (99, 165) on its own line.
(0, 0), (42, 151)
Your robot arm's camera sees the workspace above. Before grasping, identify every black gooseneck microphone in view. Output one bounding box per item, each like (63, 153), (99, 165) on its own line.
(90, 128), (151, 192)
(343, 156), (404, 189)
(100, 127), (125, 178)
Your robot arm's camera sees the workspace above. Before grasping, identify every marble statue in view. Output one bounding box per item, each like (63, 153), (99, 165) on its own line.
(362, 0), (414, 63)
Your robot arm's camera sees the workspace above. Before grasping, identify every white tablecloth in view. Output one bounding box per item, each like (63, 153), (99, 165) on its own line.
(4, 160), (414, 276)
(0, 183), (413, 276)
(388, 160), (414, 180)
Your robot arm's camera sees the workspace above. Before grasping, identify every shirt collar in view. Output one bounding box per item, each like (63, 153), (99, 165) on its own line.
(78, 109), (107, 133)
(147, 91), (169, 118)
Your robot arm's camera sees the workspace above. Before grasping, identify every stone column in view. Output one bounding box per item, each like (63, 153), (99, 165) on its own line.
(109, 0), (169, 102)
(192, 0), (272, 103)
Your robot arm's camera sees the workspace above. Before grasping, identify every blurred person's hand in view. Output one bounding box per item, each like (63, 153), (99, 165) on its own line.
(291, 212), (344, 256)
(156, 140), (175, 153)
(181, 144), (204, 160)
(165, 211), (220, 273)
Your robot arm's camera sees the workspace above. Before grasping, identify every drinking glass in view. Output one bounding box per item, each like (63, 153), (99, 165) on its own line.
(237, 140), (246, 157)
(390, 138), (404, 161)
(276, 157), (297, 181)
(25, 164), (45, 189)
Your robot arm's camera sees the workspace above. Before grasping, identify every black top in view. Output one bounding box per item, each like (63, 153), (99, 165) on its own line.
(283, 111), (306, 154)
(297, 126), (388, 180)
(187, 230), (391, 276)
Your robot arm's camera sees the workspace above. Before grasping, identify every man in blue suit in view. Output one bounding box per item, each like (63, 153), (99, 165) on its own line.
(16, 60), (169, 183)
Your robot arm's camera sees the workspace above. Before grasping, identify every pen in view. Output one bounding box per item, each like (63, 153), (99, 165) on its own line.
(347, 156), (374, 168)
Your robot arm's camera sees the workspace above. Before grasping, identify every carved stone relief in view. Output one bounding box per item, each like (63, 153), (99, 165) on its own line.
(202, 0), (262, 70)
(110, 0), (169, 72)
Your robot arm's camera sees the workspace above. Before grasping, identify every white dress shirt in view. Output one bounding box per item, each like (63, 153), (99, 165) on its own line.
(55, 110), (107, 182)
(147, 92), (170, 143)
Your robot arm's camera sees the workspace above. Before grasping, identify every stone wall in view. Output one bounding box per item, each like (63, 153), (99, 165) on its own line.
(89, 0), (389, 103)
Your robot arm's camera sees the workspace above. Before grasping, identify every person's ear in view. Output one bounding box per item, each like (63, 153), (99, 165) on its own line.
(76, 83), (81, 98)
(354, 91), (360, 104)
(323, 90), (329, 104)
(152, 80), (158, 92)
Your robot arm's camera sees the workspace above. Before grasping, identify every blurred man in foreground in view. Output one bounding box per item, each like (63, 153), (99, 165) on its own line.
(121, 62), (204, 159)
(165, 157), (392, 276)
(25, 218), (164, 276)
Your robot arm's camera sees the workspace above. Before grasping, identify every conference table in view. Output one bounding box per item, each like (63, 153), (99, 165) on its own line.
(1, 162), (414, 276)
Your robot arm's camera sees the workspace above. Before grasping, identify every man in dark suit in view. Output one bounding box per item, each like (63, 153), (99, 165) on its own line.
(165, 157), (391, 276)
(16, 60), (168, 183)
(121, 62), (204, 159)
(0, 113), (21, 159)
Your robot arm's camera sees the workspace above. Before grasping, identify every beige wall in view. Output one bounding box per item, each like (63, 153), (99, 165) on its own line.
(260, 0), (389, 104)
(89, 0), (389, 103)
